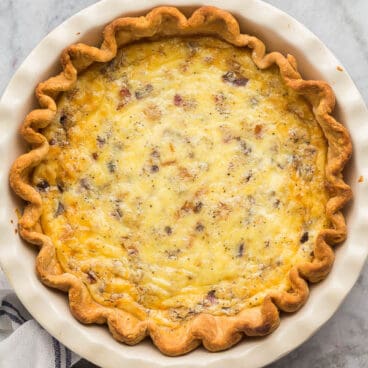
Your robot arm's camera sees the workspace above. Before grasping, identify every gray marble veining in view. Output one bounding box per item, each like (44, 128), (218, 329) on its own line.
(1, 1), (367, 367)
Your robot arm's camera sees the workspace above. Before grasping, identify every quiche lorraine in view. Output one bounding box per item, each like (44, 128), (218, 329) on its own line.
(10, 6), (352, 356)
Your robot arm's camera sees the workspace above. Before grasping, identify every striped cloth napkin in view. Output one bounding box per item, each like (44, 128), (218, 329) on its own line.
(0, 268), (80, 368)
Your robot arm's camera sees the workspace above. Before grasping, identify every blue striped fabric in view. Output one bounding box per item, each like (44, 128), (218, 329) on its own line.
(0, 271), (79, 368)
(1, 300), (27, 322)
(0, 310), (24, 325)
(52, 337), (62, 368)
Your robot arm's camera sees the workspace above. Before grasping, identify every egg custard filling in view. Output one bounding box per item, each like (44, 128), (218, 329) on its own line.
(33, 37), (328, 326)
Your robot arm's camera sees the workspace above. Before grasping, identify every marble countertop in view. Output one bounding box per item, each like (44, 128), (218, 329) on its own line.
(1, 1), (367, 367)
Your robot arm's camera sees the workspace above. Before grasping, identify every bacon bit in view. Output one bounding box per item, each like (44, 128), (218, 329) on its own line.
(173, 94), (197, 110)
(151, 165), (160, 173)
(143, 104), (161, 121)
(195, 223), (205, 232)
(254, 124), (263, 138)
(237, 242), (244, 257)
(358, 175), (364, 183)
(120, 87), (131, 98)
(135, 84), (153, 99)
(36, 180), (50, 191)
(55, 202), (65, 217)
(49, 138), (56, 146)
(174, 94), (183, 106)
(300, 232), (309, 243)
(337, 66), (343, 72)
(96, 136), (106, 147)
(92, 152), (98, 160)
(193, 202), (203, 213)
(206, 290), (217, 304)
(117, 87), (132, 110)
(222, 71), (249, 86)
(87, 270), (97, 284)
(164, 226), (172, 235)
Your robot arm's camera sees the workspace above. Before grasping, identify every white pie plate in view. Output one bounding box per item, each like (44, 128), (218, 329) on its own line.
(0, 0), (367, 367)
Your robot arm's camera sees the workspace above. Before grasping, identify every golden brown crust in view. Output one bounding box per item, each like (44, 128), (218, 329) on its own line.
(9, 6), (352, 356)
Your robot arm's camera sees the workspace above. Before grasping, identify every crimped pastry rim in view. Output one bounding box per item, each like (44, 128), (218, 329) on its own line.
(9, 6), (352, 356)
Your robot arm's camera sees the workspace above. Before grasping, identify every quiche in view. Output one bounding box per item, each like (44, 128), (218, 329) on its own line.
(10, 6), (352, 356)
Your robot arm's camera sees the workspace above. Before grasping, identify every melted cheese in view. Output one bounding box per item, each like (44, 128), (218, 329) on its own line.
(33, 37), (329, 325)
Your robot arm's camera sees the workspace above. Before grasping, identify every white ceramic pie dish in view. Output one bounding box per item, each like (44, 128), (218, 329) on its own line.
(0, 0), (367, 367)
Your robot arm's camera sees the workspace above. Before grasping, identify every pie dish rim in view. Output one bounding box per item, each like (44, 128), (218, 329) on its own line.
(8, 5), (351, 356)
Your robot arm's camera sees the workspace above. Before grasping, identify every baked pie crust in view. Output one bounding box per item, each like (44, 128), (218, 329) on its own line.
(10, 6), (352, 356)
